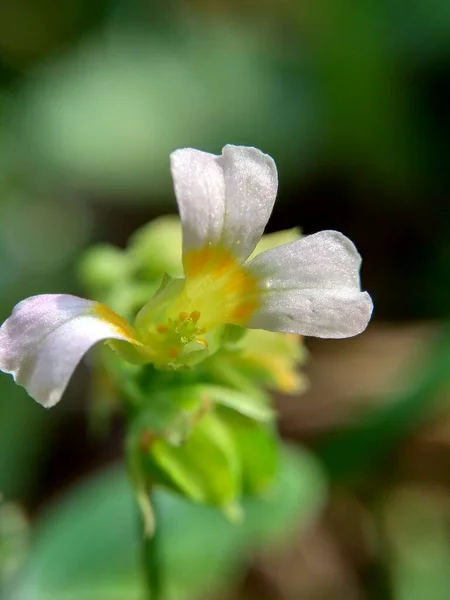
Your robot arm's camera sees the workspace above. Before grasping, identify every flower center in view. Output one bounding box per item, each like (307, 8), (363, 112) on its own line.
(155, 310), (208, 360)
(174, 244), (260, 329)
(134, 245), (261, 368)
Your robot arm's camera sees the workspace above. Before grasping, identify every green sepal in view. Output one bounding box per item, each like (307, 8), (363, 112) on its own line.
(126, 382), (207, 443)
(150, 412), (241, 512)
(219, 409), (278, 496)
(205, 352), (272, 400)
(197, 384), (273, 422)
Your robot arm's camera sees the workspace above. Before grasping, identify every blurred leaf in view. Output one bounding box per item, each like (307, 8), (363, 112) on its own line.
(18, 23), (317, 199)
(9, 465), (142, 600)
(390, 0), (450, 63)
(199, 384), (273, 422)
(0, 500), (29, 589)
(316, 326), (450, 481)
(307, 0), (416, 188)
(383, 487), (450, 600)
(0, 0), (109, 67)
(11, 444), (326, 600)
(0, 192), (92, 273)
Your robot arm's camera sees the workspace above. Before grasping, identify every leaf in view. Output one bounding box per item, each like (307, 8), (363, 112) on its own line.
(11, 444), (326, 600)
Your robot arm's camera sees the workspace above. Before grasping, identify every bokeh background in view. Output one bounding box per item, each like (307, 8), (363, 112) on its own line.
(0, 1), (450, 598)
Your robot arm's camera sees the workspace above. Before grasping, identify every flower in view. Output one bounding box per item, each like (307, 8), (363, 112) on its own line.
(0, 145), (372, 408)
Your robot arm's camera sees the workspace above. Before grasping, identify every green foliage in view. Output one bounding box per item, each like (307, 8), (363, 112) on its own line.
(383, 487), (450, 600)
(10, 444), (326, 600)
(18, 23), (315, 198)
(316, 327), (450, 481)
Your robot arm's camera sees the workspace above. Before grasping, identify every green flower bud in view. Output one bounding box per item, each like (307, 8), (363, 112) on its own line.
(214, 329), (309, 395)
(129, 216), (183, 280)
(78, 244), (131, 296)
(150, 411), (240, 510)
(125, 380), (277, 515)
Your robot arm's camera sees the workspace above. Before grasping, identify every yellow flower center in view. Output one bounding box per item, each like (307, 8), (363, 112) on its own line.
(133, 244), (261, 368)
(175, 244), (260, 329)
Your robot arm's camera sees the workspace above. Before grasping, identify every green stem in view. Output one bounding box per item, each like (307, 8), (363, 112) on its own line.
(142, 489), (164, 600)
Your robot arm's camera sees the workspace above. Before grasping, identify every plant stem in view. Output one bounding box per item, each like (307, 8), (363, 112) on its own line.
(143, 488), (164, 600)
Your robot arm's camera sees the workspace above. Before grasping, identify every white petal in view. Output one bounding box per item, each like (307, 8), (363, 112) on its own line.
(247, 230), (373, 338)
(170, 145), (278, 262)
(0, 294), (138, 408)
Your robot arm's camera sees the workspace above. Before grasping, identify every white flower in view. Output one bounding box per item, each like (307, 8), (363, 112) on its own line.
(0, 145), (372, 407)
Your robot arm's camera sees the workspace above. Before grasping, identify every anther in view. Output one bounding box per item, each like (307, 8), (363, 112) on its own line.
(178, 312), (189, 322)
(190, 310), (201, 323)
(169, 346), (181, 358)
(156, 324), (169, 334)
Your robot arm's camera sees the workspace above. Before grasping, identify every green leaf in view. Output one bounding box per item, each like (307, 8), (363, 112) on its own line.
(11, 444), (326, 600)
(10, 466), (142, 600)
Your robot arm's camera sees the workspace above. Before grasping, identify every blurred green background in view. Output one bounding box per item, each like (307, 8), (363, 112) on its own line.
(0, 0), (450, 598)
